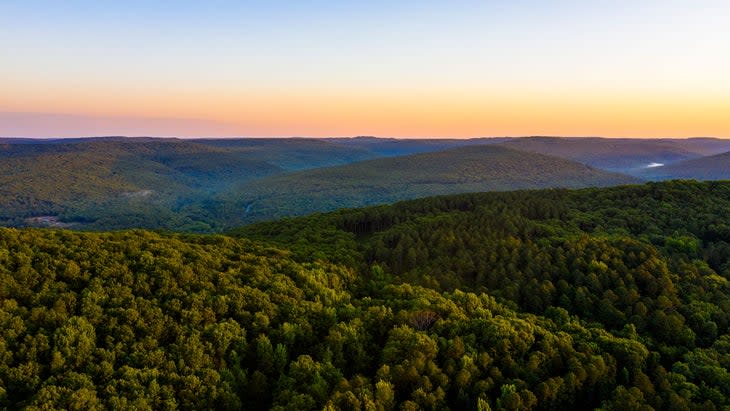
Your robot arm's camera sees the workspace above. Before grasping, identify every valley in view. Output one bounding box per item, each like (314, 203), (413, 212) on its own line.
(3, 136), (729, 232)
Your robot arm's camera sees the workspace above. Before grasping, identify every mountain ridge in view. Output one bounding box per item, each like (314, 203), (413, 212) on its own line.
(639, 150), (730, 180)
(220, 144), (640, 223)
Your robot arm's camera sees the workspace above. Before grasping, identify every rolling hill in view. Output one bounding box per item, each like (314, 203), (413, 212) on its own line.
(221, 145), (640, 223)
(638, 150), (730, 180)
(0, 138), (286, 231)
(3, 137), (472, 230)
(7, 136), (730, 232)
(322, 136), (501, 157)
(497, 136), (730, 174)
(192, 137), (380, 171)
(0, 138), (644, 231)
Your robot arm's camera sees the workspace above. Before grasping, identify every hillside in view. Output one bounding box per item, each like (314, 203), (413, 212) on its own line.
(0, 227), (659, 410)
(638, 151), (730, 180)
(0, 139), (287, 231)
(0, 137), (505, 231)
(6, 136), (730, 232)
(497, 137), (730, 174)
(231, 180), (730, 409)
(0, 137), (406, 231)
(220, 145), (640, 223)
(192, 138), (380, 171)
(3, 181), (730, 409)
(323, 136), (501, 157)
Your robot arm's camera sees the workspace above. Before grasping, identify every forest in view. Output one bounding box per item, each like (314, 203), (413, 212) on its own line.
(221, 145), (637, 222)
(2, 180), (729, 409)
(3, 137), (730, 232)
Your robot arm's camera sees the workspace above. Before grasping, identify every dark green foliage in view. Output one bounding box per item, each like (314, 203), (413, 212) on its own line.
(3, 178), (730, 409)
(0, 228), (357, 409)
(0, 228), (645, 410)
(233, 180), (730, 409)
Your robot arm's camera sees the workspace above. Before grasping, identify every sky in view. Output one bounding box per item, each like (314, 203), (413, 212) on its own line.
(1, 0), (729, 138)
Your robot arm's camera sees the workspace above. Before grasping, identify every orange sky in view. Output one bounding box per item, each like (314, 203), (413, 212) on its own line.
(3, 87), (727, 138)
(2, 1), (729, 138)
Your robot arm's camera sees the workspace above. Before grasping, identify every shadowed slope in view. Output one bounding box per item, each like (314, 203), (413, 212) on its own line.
(639, 150), (730, 180)
(498, 136), (730, 174)
(224, 145), (640, 222)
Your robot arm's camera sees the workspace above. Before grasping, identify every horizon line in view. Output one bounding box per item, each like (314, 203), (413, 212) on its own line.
(1, 135), (728, 141)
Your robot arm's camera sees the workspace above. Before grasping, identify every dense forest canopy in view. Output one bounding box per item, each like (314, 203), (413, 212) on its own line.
(2, 180), (730, 409)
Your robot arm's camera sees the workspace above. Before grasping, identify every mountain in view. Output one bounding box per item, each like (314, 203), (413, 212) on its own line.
(497, 136), (730, 174)
(638, 150), (730, 180)
(194, 137), (514, 169)
(220, 145), (640, 223)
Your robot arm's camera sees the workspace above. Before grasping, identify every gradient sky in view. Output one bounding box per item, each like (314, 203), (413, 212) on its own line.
(1, 0), (729, 138)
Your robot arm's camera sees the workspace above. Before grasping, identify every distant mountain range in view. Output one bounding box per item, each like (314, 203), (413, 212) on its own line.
(497, 136), (730, 174)
(0, 139), (281, 230)
(638, 150), (730, 180)
(1, 136), (729, 231)
(222, 145), (639, 222)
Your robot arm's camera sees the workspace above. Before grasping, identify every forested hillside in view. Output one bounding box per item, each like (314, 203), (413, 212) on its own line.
(0, 228), (675, 410)
(191, 138), (381, 171)
(0, 138), (640, 231)
(234, 180), (730, 409)
(640, 151), (730, 181)
(2, 137), (728, 233)
(498, 137), (730, 174)
(322, 137), (499, 157)
(2, 181), (730, 409)
(0, 139), (282, 231)
(0, 137), (389, 231)
(221, 145), (639, 222)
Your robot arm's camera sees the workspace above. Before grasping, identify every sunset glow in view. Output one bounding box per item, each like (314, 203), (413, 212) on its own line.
(2, 1), (729, 138)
